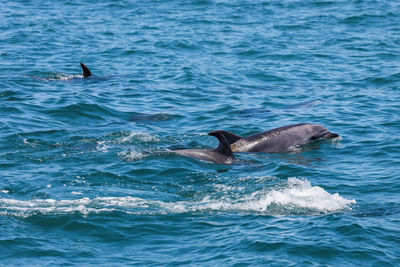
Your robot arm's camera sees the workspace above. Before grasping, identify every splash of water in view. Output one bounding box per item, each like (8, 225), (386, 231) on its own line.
(0, 178), (355, 217)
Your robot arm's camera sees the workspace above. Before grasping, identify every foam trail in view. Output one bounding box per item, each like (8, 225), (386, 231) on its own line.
(118, 149), (148, 161)
(241, 177), (356, 213)
(170, 178), (356, 214)
(118, 131), (160, 143)
(0, 178), (356, 217)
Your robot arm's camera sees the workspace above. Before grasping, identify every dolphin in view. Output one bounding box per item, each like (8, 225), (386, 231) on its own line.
(174, 130), (235, 164)
(80, 62), (92, 78)
(213, 123), (339, 153)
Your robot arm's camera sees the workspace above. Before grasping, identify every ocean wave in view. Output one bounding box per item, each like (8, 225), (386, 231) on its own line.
(0, 178), (355, 217)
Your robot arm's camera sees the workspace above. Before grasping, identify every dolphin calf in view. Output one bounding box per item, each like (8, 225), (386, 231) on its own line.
(213, 123), (339, 153)
(175, 131), (235, 164)
(80, 62), (92, 78)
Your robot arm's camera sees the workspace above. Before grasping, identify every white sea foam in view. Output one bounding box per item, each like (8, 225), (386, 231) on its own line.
(0, 178), (355, 217)
(57, 74), (81, 81)
(236, 177), (356, 213)
(96, 140), (110, 152)
(21, 137), (39, 147)
(118, 149), (147, 161)
(161, 178), (356, 214)
(118, 131), (160, 143)
(32, 73), (81, 81)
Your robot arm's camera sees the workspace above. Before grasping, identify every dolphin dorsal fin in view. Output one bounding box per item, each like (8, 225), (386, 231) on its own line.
(215, 130), (243, 145)
(80, 62), (92, 78)
(208, 130), (234, 158)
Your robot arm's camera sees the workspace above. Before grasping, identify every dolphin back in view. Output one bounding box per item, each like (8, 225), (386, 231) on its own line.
(230, 123), (339, 153)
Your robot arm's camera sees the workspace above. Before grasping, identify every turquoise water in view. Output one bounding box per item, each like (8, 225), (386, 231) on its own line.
(1, 0), (399, 265)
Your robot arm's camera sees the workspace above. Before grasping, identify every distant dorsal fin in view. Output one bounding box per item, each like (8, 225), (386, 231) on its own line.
(80, 62), (92, 78)
(208, 130), (234, 158)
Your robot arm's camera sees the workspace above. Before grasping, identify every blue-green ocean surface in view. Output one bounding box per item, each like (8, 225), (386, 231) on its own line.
(1, 0), (399, 265)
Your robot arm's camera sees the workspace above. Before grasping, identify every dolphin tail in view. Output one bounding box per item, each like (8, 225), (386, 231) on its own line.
(208, 130), (234, 159)
(80, 62), (92, 78)
(324, 132), (339, 138)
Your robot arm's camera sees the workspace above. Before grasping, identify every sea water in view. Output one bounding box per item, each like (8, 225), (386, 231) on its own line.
(0, 0), (399, 265)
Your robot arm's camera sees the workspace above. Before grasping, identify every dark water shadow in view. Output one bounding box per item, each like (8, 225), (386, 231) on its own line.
(235, 99), (323, 118)
(234, 107), (272, 117)
(281, 99), (323, 110)
(352, 202), (400, 217)
(129, 113), (182, 123)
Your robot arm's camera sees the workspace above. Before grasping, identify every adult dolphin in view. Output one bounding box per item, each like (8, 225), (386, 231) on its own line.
(174, 131), (235, 165)
(213, 123), (339, 153)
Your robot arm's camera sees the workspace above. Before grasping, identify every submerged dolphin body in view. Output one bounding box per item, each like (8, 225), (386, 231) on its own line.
(80, 62), (92, 78)
(175, 131), (235, 164)
(214, 123), (339, 153)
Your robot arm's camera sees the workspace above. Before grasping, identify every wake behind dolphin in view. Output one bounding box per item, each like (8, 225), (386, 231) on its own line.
(30, 63), (93, 81)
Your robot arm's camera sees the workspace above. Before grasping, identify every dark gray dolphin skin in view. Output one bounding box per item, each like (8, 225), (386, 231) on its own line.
(175, 131), (235, 164)
(214, 123), (339, 153)
(80, 62), (92, 78)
